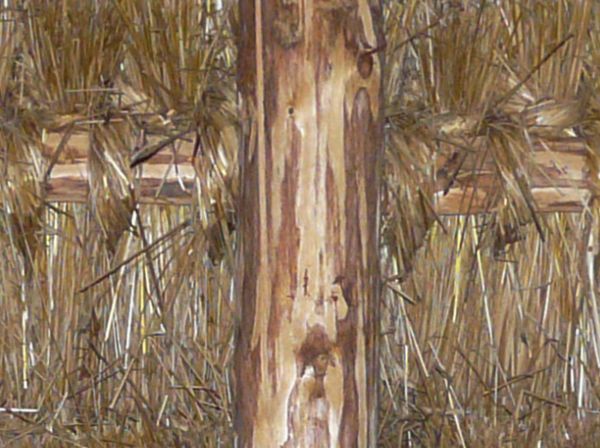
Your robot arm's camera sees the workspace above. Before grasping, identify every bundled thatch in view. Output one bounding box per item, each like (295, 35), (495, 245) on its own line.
(2, 0), (600, 446)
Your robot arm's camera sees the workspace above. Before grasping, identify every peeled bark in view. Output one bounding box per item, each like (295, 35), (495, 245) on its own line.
(234, 0), (384, 446)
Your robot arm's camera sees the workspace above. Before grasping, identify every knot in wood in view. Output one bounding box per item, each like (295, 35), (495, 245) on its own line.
(357, 52), (373, 78)
(298, 325), (334, 375)
(274, 0), (303, 48)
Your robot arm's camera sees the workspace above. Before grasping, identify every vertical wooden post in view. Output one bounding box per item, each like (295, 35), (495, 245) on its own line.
(234, 0), (383, 446)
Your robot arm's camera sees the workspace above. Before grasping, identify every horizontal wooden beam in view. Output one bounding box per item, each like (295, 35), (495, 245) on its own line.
(42, 132), (197, 205)
(433, 137), (593, 214)
(38, 133), (594, 213)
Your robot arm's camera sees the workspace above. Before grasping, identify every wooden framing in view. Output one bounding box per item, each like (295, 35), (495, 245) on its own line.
(40, 133), (593, 214)
(234, 0), (383, 445)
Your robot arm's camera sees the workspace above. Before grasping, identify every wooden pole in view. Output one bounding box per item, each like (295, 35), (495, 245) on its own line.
(234, 0), (384, 446)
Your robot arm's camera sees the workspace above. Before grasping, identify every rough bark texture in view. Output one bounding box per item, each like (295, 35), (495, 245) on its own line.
(234, 0), (384, 446)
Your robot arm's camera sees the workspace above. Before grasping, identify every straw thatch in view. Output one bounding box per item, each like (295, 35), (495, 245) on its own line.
(2, 0), (600, 446)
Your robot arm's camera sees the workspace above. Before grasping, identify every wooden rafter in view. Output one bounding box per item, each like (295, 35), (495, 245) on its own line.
(39, 132), (594, 213)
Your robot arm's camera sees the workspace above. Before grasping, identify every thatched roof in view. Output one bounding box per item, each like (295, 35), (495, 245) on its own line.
(2, 0), (600, 445)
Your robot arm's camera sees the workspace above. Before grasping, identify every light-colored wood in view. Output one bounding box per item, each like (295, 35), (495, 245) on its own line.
(40, 132), (196, 204)
(38, 132), (594, 213)
(433, 137), (592, 214)
(234, 0), (384, 446)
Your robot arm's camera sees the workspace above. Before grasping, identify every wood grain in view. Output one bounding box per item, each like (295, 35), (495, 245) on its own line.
(234, 0), (384, 445)
(37, 134), (594, 214)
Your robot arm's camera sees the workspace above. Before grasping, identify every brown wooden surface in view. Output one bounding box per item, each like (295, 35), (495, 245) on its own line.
(41, 132), (196, 204)
(234, 0), (384, 445)
(37, 132), (594, 213)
